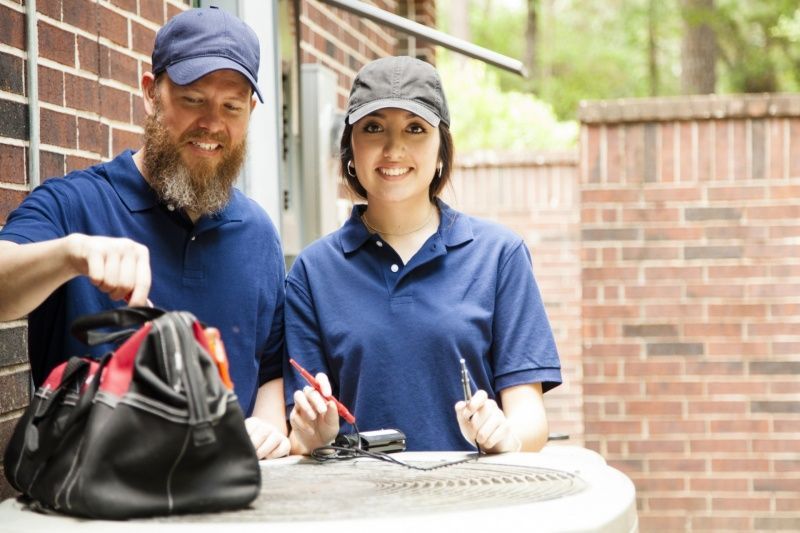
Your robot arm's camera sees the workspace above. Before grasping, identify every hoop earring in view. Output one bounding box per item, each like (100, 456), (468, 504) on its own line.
(347, 160), (357, 178)
(436, 163), (443, 179)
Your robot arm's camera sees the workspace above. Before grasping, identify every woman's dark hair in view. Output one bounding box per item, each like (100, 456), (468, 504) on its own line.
(339, 121), (455, 201)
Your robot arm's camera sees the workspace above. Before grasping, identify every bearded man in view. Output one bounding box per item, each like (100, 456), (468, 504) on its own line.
(0, 7), (290, 459)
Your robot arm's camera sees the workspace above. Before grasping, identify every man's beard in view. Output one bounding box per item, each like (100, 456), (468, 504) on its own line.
(142, 108), (247, 216)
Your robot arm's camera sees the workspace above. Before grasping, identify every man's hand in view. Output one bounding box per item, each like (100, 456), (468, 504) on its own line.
(455, 389), (522, 454)
(244, 417), (290, 459)
(288, 372), (340, 455)
(66, 233), (151, 305)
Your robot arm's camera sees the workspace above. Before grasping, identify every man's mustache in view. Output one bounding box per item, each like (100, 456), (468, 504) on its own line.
(179, 129), (229, 146)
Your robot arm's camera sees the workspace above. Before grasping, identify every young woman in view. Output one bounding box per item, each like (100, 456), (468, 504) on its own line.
(285, 56), (561, 454)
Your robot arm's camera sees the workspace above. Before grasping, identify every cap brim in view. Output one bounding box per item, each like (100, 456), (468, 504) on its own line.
(347, 98), (441, 127)
(166, 57), (264, 103)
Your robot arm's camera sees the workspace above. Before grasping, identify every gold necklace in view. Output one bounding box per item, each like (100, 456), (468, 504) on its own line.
(361, 205), (436, 237)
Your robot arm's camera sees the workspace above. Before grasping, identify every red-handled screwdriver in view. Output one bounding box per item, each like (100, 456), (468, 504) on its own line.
(289, 358), (356, 425)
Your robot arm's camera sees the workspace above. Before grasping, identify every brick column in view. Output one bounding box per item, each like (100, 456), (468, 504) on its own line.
(579, 95), (800, 531)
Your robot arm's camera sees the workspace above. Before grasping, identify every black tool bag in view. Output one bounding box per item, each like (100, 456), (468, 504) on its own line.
(3, 307), (260, 519)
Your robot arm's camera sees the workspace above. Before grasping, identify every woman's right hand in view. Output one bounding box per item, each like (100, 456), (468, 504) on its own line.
(288, 372), (341, 455)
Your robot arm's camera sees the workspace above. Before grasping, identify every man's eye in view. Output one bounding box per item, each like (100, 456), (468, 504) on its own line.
(183, 96), (201, 104)
(226, 104), (243, 112)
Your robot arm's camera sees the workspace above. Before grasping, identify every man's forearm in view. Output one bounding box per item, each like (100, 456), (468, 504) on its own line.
(0, 239), (78, 321)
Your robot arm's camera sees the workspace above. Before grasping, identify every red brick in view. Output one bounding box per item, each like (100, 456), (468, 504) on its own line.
(77, 117), (109, 156)
(646, 381), (704, 396)
(690, 478), (748, 491)
(645, 266), (703, 281)
(64, 0), (98, 34)
(768, 118), (786, 179)
(66, 155), (100, 173)
(0, 189), (27, 224)
(644, 304), (703, 319)
(708, 265), (768, 278)
(101, 48), (138, 88)
(753, 440), (800, 453)
(731, 120), (747, 180)
(40, 109), (77, 148)
(685, 361), (744, 375)
(39, 0), (63, 19)
(111, 128), (142, 154)
(628, 401), (682, 416)
(707, 381), (767, 395)
(624, 285), (682, 299)
(99, 5), (128, 47)
(712, 459), (770, 473)
(710, 419), (768, 433)
(584, 420), (642, 435)
(707, 342), (769, 357)
(38, 20), (75, 67)
(624, 361), (682, 378)
(649, 420), (706, 434)
(691, 516), (752, 531)
(684, 323), (742, 337)
(39, 150), (65, 181)
(708, 304), (766, 318)
(0, 5), (25, 49)
(65, 73), (99, 112)
(141, 0), (166, 24)
(110, 0), (136, 11)
(686, 284), (743, 298)
(132, 20), (156, 55)
(746, 204), (800, 219)
(715, 119), (731, 178)
(649, 459), (706, 473)
(659, 122), (675, 183)
(708, 185), (767, 200)
(697, 120), (713, 180)
(0, 145), (25, 185)
(712, 496), (770, 512)
(77, 35), (100, 75)
(581, 188), (639, 203)
(678, 122), (693, 182)
(628, 440), (686, 454)
(688, 400), (747, 415)
(790, 120), (800, 178)
(100, 85), (131, 122)
(690, 439), (748, 453)
(639, 516), (689, 531)
(37, 65), (64, 105)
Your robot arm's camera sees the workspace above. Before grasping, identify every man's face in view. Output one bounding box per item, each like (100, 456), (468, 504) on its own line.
(142, 70), (255, 216)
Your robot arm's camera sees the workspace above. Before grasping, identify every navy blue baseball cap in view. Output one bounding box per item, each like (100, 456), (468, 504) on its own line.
(151, 7), (263, 102)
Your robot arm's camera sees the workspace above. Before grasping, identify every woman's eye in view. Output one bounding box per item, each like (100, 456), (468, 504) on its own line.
(407, 124), (425, 134)
(363, 123), (383, 133)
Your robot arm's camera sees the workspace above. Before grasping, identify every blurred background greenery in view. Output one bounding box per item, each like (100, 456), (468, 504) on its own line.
(437, 0), (800, 151)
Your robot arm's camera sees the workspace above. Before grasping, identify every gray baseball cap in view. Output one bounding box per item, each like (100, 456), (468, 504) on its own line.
(345, 56), (450, 127)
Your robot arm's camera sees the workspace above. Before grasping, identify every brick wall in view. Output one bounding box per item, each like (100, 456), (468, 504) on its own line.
(296, 0), (436, 110)
(445, 152), (583, 444)
(580, 95), (800, 532)
(0, 0), (190, 498)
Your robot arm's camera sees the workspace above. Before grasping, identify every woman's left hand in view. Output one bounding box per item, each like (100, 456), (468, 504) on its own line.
(244, 416), (291, 459)
(455, 389), (522, 453)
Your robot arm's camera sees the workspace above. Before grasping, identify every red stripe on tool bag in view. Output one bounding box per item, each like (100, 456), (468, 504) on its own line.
(98, 322), (152, 396)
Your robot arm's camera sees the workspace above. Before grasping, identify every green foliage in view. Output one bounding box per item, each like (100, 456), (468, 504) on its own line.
(438, 52), (578, 151)
(437, 0), (800, 128)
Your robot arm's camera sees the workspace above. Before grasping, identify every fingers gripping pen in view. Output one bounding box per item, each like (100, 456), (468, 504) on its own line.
(289, 358), (356, 425)
(460, 358), (473, 403)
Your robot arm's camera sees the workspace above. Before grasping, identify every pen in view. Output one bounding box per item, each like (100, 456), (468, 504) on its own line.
(289, 358), (356, 425)
(460, 358), (472, 402)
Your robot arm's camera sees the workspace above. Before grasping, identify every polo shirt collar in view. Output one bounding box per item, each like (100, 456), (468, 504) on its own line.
(338, 199), (473, 255)
(107, 150), (244, 224)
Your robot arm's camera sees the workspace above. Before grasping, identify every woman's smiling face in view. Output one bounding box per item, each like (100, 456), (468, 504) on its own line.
(350, 108), (440, 206)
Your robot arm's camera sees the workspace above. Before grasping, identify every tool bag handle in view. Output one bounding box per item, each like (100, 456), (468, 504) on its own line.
(70, 307), (165, 346)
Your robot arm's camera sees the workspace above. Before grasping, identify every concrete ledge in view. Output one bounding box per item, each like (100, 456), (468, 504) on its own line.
(579, 93), (800, 124)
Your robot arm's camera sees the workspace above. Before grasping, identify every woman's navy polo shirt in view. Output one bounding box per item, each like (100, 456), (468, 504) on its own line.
(284, 200), (562, 451)
(0, 150), (285, 415)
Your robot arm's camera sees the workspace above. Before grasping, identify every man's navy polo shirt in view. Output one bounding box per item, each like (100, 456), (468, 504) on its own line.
(284, 200), (561, 451)
(0, 150), (285, 415)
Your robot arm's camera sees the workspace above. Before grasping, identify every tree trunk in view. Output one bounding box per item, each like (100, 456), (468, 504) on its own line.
(648, 0), (659, 96)
(524, 0), (538, 82)
(680, 0), (716, 94)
